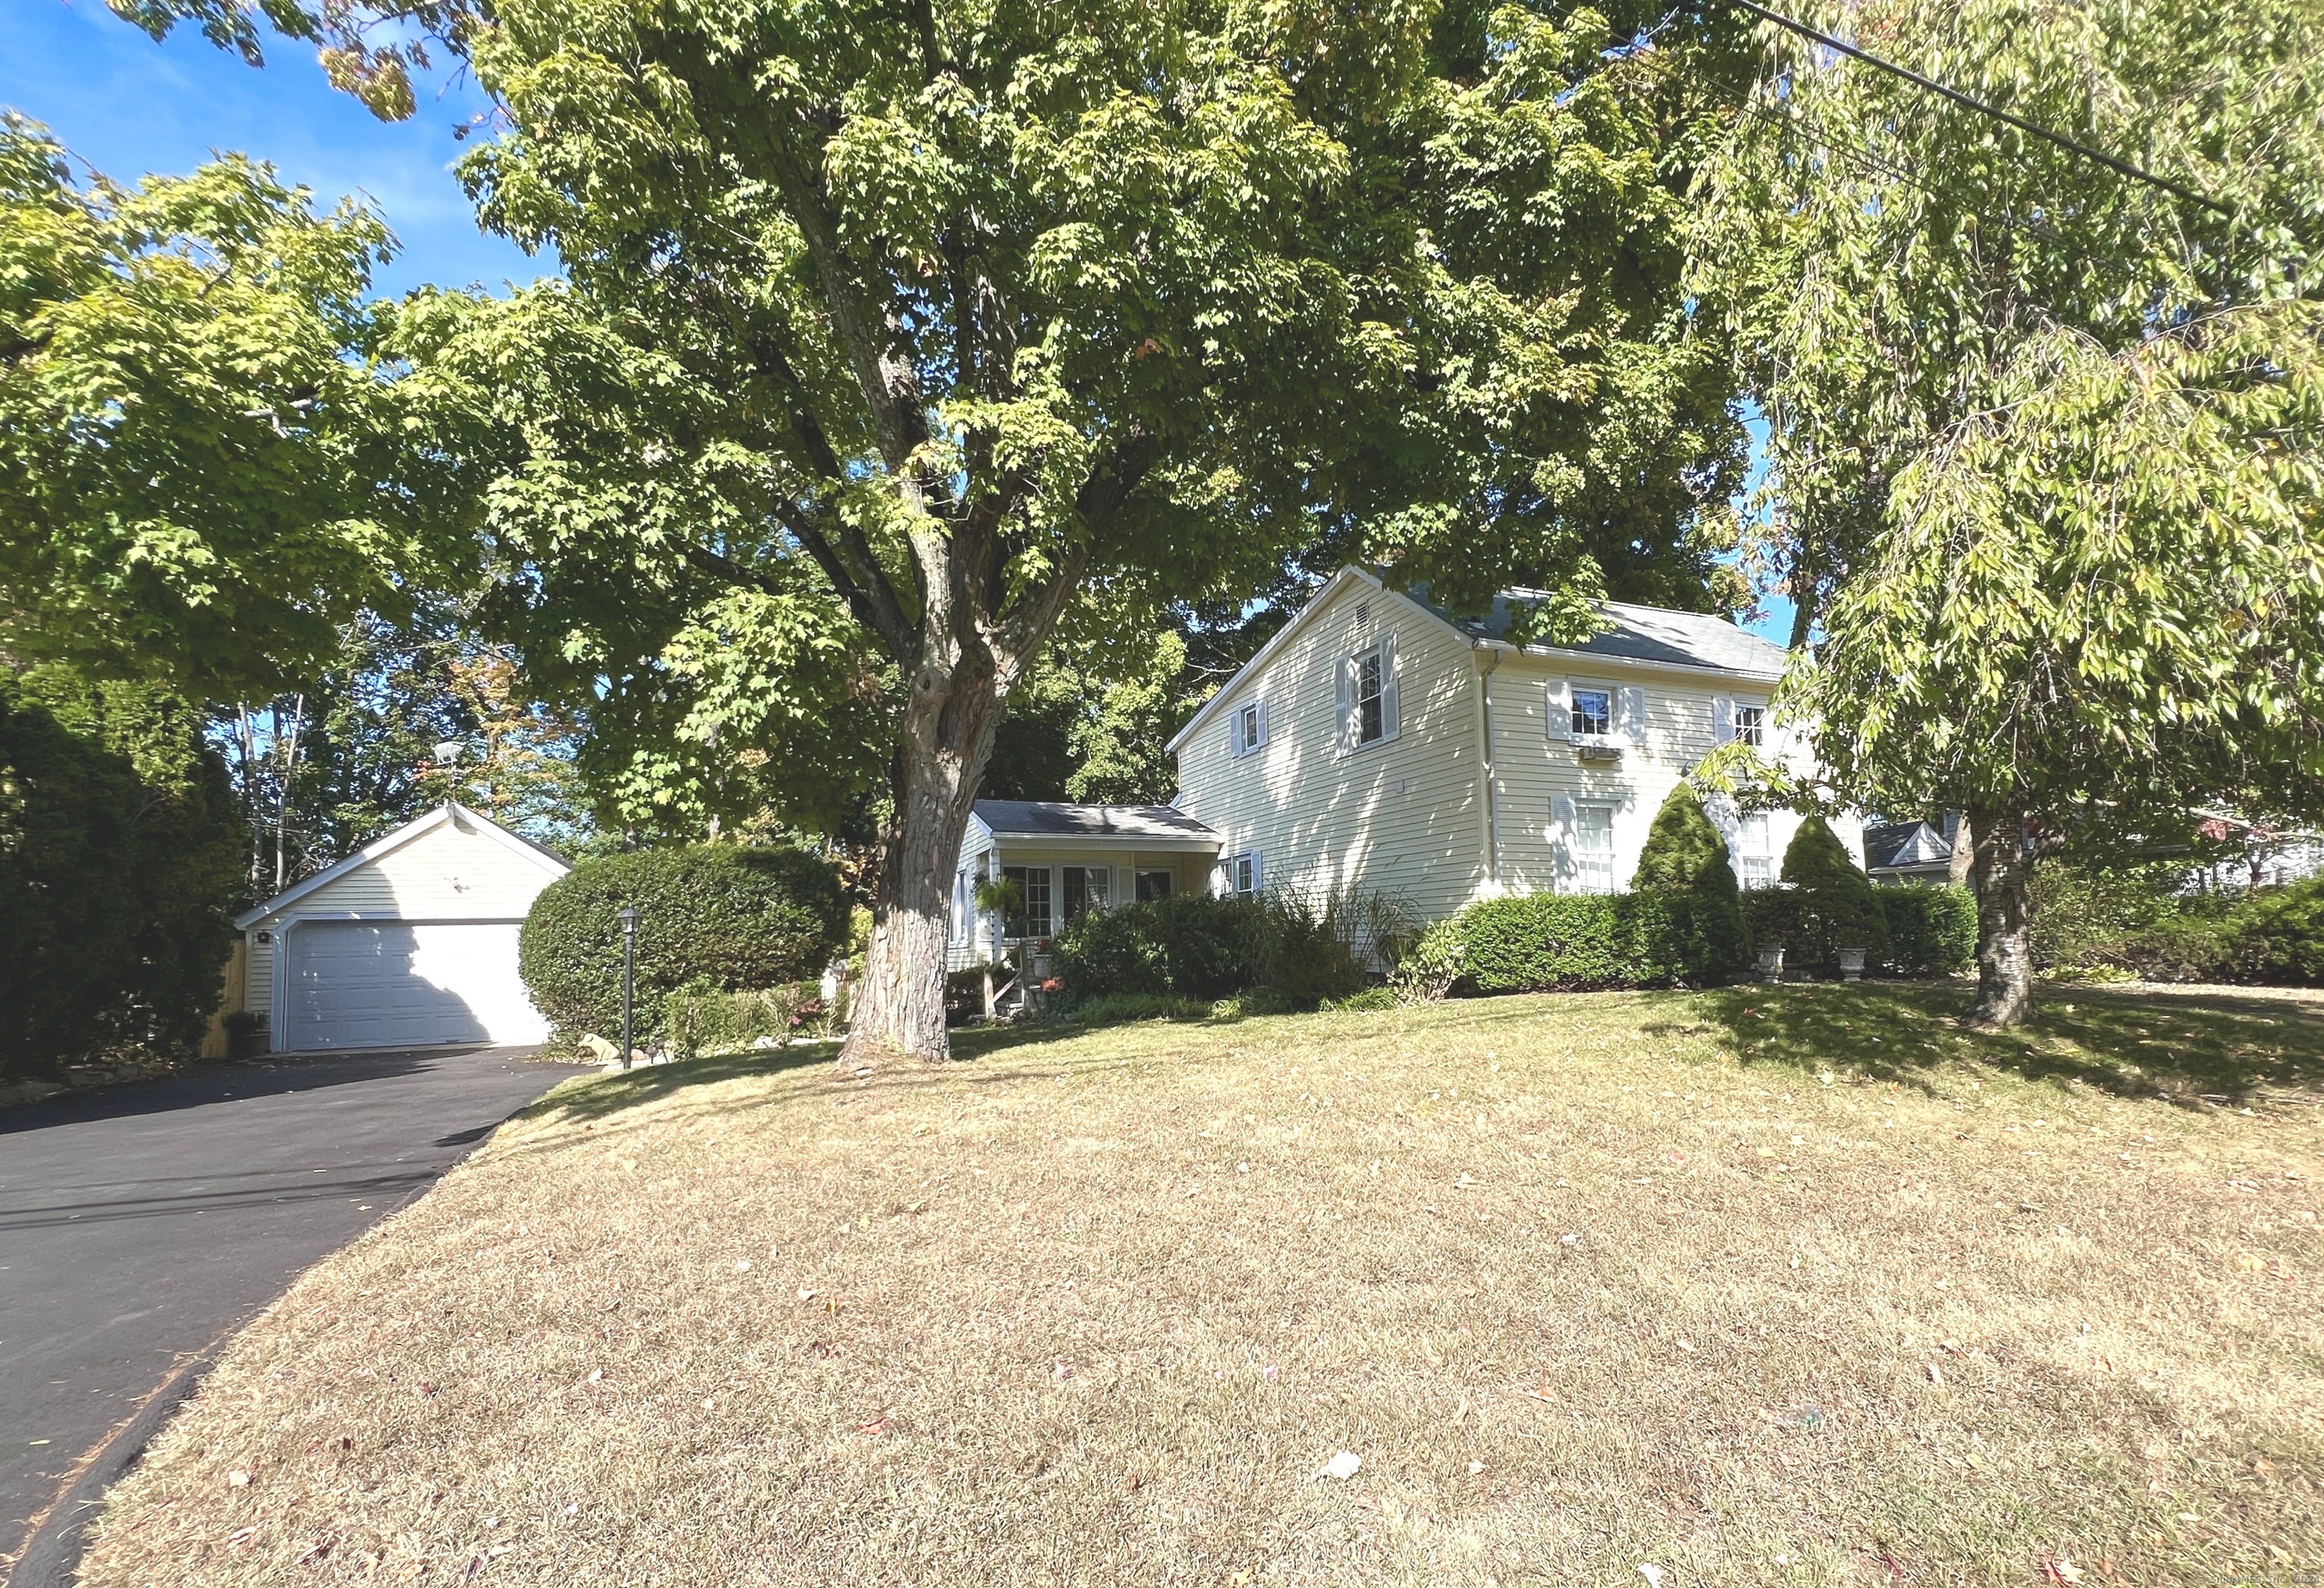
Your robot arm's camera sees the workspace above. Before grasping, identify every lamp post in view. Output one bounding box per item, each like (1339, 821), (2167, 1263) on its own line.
(617, 906), (639, 1070)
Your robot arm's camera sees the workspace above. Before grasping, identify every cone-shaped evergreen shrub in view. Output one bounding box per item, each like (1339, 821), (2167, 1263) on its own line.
(1779, 814), (1885, 973)
(1631, 784), (1742, 900)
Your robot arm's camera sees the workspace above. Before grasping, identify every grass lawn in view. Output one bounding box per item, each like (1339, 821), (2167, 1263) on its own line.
(79, 984), (2322, 1586)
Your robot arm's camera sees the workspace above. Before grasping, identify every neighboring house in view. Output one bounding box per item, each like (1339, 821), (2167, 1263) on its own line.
(949, 567), (1859, 969)
(235, 802), (570, 1053)
(1864, 819), (1956, 885)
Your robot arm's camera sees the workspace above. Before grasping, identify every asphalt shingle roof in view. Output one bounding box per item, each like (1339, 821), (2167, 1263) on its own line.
(1450, 592), (1790, 679)
(973, 800), (1218, 840)
(1863, 820), (1953, 872)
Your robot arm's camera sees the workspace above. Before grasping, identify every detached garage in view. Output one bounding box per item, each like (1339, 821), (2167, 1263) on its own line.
(235, 802), (570, 1053)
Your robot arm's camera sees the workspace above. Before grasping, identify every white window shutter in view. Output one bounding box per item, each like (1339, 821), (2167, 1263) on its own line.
(1250, 850), (1263, 893)
(1713, 695), (1735, 745)
(1334, 655), (1356, 756)
(1379, 633), (1400, 741)
(1622, 685), (1648, 749)
(1546, 679), (1572, 743)
(1226, 710), (1242, 759)
(1255, 698), (1269, 749)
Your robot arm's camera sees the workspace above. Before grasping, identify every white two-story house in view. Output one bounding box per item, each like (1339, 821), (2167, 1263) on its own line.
(946, 566), (1857, 971)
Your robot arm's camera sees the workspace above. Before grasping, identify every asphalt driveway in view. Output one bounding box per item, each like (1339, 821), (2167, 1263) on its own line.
(0, 1044), (591, 1581)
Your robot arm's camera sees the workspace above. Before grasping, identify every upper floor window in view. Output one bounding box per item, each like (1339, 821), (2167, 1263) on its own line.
(1229, 695), (1269, 758)
(1571, 688), (1613, 738)
(1735, 704), (1765, 749)
(1335, 634), (1400, 754)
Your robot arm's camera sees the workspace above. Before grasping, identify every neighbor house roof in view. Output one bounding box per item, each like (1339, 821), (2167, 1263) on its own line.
(1863, 820), (1953, 874)
(971, 800), (1219, 843)
(1451, 592), (1790, 680)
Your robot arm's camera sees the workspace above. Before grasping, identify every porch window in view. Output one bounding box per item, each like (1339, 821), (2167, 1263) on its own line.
(1062, 865), (1110, 924)
(1136, 869), (1174, 903)
(1000, 864), (1051, 939)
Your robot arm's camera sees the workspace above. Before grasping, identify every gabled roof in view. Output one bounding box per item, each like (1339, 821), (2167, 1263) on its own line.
(234, 801), (572, 930)
(971, 800), (1219, 843)
(1449, 592), (1789, 679)
(1863, 820), (1953, 872)
(1167, 567), (1791, 757)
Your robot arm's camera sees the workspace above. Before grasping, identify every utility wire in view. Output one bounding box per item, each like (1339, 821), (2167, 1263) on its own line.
(1721, 0), (2237, 222)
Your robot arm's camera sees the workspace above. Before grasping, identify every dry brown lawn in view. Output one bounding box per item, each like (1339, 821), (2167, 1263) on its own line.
(77, 984), (2323, 1587)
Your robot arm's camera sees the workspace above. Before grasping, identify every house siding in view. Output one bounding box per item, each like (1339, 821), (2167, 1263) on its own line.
(1174, 580), (1488, 924)
(243, 811), (565, 1018)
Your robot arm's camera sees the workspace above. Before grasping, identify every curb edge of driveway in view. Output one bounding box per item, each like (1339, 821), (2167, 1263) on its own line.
(6, 1350), (216, 1588)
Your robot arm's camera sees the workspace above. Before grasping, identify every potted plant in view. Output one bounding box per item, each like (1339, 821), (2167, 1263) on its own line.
(1837, 946), (1869, 984)
(1754, 943), (1785, 983)
(222, 1008), (269, 1059)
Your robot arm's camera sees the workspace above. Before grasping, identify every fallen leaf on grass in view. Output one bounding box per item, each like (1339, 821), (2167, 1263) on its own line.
(2042, 1557), (2085, 1583)
(226, 1469), (251, 1487)
(1926, 1363), (1943, 1385)
(859, 1416), (887, 1437)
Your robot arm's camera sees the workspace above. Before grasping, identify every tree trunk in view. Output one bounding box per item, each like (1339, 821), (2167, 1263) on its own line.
(840, 660), (1008, 1067)
(1964, 803), (2033, 1029)
(1946, 811), (1974, 886)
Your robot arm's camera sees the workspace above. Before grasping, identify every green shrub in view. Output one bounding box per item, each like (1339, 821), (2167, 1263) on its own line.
(2030, 862), (2187, 974)
(1632, 785), (1742, 901)
(519, 844), (849, 1044)
(1052, 892), (1266, 1000)
(1, 666), (243, 1080)
(2225, 875), (2324, 984)
(1777, 816), (1886, 974)
(2105, 875), (2324, 987)
(1257, 890), (1369, 1007)
(663, 978), (825, 1058)
(1392, 918), (1468, 1003)
(1875, 887), (1978, 977)
(1459, 890), (1747, 993)
(1321, 986), (1399, 1012)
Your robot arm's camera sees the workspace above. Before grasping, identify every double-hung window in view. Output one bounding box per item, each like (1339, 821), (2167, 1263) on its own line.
(1571, 688), (1614, 739)
(1135, 869), (1174, 903)
(1231, 852), (1263, 898)
(1735, 704), (1766, 750)
(1572, 803), (1617, 894)
(1734, 813), (1773, 889)
(1000, 864), (1051, 940)
(1335, 634), (1399, 754)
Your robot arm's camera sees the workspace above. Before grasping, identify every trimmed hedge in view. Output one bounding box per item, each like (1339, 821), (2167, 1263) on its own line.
(1875, 886), (1977, 977)
(518, 844), (848, 1045)
(1459, 890), (1748, 993)
(2114, 873), (2324, 986)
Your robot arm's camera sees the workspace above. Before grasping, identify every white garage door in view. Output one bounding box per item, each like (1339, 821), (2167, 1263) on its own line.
(284, 920), (548, 1052)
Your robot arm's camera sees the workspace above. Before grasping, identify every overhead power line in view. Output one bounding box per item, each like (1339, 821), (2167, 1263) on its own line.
(1721, 0), (2237, 222)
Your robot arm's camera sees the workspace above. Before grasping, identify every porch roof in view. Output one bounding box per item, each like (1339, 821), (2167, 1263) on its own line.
(971, 800), (1221, 850)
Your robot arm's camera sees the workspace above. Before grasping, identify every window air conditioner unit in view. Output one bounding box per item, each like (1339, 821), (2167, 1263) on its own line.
(1577, 740), (1624, 763)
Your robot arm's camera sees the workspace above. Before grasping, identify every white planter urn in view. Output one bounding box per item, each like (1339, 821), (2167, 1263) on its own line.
(1838, 947), (1868, 984)
(1755, 944), (1785, 982)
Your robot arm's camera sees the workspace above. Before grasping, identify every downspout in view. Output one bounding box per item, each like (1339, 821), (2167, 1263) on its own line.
(1476, 645), (1502, 890)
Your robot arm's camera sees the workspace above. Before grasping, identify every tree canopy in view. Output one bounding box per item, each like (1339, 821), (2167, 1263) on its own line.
(0, 116), (457, 699)
(1700, 0), (2324, 1023)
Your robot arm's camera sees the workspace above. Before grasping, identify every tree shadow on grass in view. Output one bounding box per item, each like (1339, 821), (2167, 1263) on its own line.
(1667, 981), (2323, 1108)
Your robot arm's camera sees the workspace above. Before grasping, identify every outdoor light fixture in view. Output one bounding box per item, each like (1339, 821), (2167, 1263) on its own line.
(617, 906), (640, 1071)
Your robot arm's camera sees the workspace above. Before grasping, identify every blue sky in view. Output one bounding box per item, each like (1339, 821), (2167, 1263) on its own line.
(4, 0), (1794, 643)
(0, 0), (542, 297)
